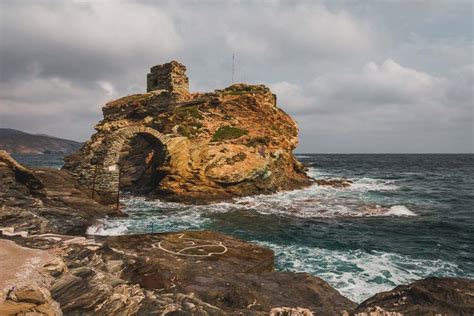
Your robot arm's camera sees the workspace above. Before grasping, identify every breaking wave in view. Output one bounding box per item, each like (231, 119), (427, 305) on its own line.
(88, 168), (413, 236)
(85, 164), (469, 304)
(385, 205), (416, 217)
(257, 241), (462, 303)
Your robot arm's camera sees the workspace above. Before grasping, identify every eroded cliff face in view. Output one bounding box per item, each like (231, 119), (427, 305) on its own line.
(63, 61), (310, 203)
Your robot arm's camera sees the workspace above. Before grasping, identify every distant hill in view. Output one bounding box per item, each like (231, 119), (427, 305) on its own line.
(0, 128), (82, 154)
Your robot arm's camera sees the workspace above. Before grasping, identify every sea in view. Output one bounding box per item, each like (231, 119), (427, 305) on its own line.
(13, 153), (474, 303)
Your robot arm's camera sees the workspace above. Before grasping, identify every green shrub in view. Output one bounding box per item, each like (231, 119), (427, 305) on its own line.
(246, 136), (270, 147)
(174, 105), (203, 120)
(211, 126), (248, 142)
(271, 124), (282, 134)
(177, 125), (191, 138)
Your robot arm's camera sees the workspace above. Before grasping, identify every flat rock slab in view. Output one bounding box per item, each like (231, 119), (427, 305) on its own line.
(98, 231), (274, 290)
(2, 231), (356, 314)
(0, 239), (53, 303)
(91, 231), (355, 314)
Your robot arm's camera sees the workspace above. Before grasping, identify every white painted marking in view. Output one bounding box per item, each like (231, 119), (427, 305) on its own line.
(151, 233), (228, 257)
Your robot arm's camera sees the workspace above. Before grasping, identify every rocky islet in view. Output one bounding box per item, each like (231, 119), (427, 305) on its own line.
(63, 61), (310, 205)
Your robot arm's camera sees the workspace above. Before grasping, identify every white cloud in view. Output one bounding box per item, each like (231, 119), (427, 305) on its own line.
(0, 1), (471, 152)
(269, 81), (313, 110)
(2, 1), (181, 58)
(271, 59), (472, 152)
(96, 80), (116, 96)
(278, 59), (452, 114)
(223, 4), (376, 61)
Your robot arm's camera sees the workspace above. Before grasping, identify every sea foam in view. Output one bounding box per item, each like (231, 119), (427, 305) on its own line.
(385, 205), (416, 217)
(256, 241), (462, 303)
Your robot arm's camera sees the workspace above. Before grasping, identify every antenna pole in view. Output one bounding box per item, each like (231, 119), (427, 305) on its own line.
(232, 53), (235, 84)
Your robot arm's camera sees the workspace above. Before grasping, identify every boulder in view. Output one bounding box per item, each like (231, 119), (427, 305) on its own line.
(354, 277), (474, 315)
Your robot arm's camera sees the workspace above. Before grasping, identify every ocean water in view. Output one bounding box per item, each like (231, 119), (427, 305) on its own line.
(15, 153), (474, 302)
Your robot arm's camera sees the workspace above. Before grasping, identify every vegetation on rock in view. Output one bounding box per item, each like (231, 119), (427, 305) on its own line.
(246, 135), (271, 147)
(174, 104), (203, 120)
(211, 126), (249, 142)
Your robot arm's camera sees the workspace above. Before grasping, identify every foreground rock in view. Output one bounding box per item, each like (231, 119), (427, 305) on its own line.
(2, 228), (472, 315)
(354, 277), (474, 315)
(0, 150), (117, 235)
(63, 61), (310, 204)
(1, 231), (356, 315)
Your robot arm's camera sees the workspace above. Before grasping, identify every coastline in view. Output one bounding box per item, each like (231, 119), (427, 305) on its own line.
(3, 151), (472, 315)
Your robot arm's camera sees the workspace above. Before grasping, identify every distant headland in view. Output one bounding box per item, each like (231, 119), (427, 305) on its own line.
(0, 128), (82, 155)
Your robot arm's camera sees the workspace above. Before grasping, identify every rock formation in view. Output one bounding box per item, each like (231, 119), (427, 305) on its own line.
(63, 61), (310, 204)
(1, 231), (356, 315)
(354, 277), (474, 315)
(0, 150), (117, 235)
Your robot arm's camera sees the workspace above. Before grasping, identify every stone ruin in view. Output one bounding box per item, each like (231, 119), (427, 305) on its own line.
(147, 61), (189, 95)
(63, 60), (309, 204)
(63, 61), (193, 204)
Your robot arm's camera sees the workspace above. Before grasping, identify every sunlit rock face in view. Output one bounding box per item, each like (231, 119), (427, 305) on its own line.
(63, 61), (310, 204)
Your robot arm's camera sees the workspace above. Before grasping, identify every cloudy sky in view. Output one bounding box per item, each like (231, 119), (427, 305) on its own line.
(1, 0), (472, 153)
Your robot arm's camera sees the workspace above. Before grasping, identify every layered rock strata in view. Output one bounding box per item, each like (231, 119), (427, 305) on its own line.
(354, 277), (474, 315)
(1, 231), (356, 315)
(0, 150), (117, 235)
(63, 61), (310, 204)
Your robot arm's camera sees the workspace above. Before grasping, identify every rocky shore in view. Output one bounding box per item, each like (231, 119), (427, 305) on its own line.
(0, 150), (119, 236)
(1, 150), (473, 315)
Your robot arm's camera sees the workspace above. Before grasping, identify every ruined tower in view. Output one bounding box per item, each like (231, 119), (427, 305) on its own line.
(146, 60), (189, 95)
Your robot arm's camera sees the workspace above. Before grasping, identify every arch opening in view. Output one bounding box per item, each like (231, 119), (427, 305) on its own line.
(117, 133), (167, 196)
(94, 126), (171, 205)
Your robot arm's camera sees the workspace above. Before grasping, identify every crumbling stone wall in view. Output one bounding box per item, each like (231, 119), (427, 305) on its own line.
(147, 60), (189, 95)
(64, 125), (190, 205)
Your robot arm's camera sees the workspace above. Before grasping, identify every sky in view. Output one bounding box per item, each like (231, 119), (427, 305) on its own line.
(0, 0), (472, 153)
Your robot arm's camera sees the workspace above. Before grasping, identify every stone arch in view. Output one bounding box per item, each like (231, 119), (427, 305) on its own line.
(91, 126), (189, 205)
(102, 126), (171, 168)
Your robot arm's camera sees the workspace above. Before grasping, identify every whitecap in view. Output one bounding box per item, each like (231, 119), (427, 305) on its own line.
(255, 241), (462, 303)
(87, 219), (128, 236)
(385, 205), (416, 217)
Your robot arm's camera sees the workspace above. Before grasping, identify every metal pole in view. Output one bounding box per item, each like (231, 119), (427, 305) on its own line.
(91, 164), (98, 199)
(232, 53), (235, 84)
(116, 168), (120, 212)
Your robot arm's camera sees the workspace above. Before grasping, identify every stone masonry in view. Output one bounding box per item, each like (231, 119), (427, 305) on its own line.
(63, 60), (310, 204)
(147, 60), (189, 95)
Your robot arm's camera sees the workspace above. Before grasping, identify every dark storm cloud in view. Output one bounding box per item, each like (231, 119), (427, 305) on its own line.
(0, 0), (472, 152)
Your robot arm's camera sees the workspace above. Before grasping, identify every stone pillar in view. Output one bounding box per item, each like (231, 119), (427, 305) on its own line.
(147, 61), (189, 95)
